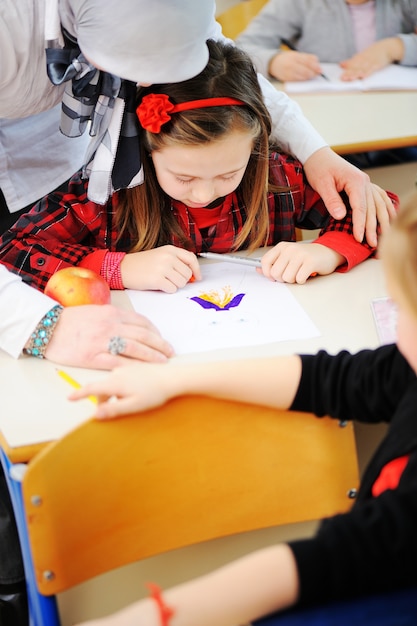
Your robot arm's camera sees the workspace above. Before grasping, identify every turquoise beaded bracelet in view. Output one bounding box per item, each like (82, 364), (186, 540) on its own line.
(23, 305), (64, 359)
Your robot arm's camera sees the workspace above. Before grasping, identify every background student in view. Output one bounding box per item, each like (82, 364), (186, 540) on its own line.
(235, 0), (417, 83)
(236, 0), (417, 168)
(339, 28), (417, 79)
(0, 41), (397, 294)
(71, 190), (417, 626)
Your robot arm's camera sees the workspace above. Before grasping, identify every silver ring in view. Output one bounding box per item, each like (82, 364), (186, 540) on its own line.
(108, 336), (127, 355)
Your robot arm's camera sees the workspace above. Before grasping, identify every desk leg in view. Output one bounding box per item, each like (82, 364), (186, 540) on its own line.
(0, 448), (60, 626)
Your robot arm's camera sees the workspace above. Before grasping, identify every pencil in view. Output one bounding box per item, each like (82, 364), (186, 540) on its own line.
(281, 38), (330, 81)
(56, 369), (98, 404)
(198, 252), (262, 268)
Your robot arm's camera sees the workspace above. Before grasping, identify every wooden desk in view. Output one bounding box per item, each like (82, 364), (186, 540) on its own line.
(276, 85), (417, 154)
(0, 258), (386, 462)
(0, 258), (387, 625)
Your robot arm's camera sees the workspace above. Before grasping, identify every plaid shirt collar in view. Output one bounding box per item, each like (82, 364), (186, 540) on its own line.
(171, 194), (244, 252)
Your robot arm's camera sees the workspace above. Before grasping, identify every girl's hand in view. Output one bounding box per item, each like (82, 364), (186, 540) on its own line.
(259, 242), (344, 284)
(69, 361), (178, 418)
(269, 50), (322, 82)
(121, 245), (201, 293)
(339, 38), (404, 81)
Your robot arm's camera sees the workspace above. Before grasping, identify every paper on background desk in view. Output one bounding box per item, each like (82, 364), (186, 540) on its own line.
(285, 63), (417, 94)
(371, 297), (398, 346)
(127, 262), (320, 354)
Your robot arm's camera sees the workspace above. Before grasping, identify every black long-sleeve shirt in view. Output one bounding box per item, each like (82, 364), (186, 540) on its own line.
(288, 344), (417, 605)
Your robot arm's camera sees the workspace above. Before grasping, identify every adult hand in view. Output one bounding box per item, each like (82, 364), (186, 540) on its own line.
(121, 245), (201, 293)
(44, 304), (174, 369)
(340, 38), (404, 81)
(269, 51), (322, 82)
(303, 147), (396, 247)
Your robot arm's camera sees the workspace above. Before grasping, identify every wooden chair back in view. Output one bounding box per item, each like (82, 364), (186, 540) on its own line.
(22, 396), (359, 596)
(217, 0), (268, 39)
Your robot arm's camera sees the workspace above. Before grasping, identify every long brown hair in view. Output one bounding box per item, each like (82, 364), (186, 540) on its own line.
(116, 39), (286, 252)
(381, 191), (417, 318)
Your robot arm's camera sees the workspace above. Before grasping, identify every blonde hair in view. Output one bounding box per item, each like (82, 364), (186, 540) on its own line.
(381, 191), (417, 318)
(116, 39), (288, 252)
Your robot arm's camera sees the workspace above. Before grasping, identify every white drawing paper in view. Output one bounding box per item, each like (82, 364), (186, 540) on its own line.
(284, 63), (417, 94)
(127, 262), (320, 354)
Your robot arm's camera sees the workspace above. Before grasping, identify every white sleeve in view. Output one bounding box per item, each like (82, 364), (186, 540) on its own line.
(211, 10), (327, 163)
(0, 265), (57, 358)
(258, 73), (327, 162)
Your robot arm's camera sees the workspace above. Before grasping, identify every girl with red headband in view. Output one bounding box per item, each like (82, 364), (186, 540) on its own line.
(0, 40), (397, 293)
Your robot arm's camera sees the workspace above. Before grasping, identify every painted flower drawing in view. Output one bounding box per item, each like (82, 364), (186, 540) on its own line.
(190, 285), (245, 311)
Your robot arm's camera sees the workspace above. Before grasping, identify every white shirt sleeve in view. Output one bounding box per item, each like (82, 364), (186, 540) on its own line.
(257, 73), (327, 161)
(210, 10), (327, 163)
(0, 265), (57, 358)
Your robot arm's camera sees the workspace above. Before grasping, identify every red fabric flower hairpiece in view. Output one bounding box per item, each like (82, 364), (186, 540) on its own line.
(136, 93), (245, 133)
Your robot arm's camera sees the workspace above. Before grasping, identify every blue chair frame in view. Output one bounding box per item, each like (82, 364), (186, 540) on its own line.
(0, 447), (60, 626)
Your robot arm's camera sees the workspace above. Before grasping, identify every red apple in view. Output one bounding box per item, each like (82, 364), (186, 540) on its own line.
(44, 267), (111, 306)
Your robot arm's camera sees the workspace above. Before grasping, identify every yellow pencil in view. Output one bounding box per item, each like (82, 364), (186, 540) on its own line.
(56, 369), (98, 404)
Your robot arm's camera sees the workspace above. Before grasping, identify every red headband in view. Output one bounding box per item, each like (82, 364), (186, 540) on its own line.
(136, 93), (246, 133)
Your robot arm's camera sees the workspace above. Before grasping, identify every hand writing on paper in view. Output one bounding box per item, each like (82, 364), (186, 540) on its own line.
(269, 50), (323, 82)
(120, 245), (201, 292)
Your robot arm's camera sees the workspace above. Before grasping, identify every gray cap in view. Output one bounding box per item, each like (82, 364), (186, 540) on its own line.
(63, 0), (213, 84)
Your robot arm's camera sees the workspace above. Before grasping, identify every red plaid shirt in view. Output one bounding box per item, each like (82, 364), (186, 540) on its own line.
(0, 152), (398, 291)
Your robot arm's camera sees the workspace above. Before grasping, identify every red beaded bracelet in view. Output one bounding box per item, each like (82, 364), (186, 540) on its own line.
(146, 582), (175, 626)
(101, 252), (126, 290)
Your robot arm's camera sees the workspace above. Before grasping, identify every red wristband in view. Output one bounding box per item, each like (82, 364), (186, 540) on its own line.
(146, 582), (175, 626)
(101, 252), (126, 290)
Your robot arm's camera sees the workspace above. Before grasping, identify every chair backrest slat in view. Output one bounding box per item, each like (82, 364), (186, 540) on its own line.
(23, 396), (359, 596)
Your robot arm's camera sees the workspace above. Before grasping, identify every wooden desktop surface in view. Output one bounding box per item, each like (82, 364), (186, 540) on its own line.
(277, 85), (417, 154)
(0, 257), (387, 462)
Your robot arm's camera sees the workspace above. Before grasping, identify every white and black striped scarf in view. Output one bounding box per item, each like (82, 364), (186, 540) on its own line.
(46, 30), (143, 204)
